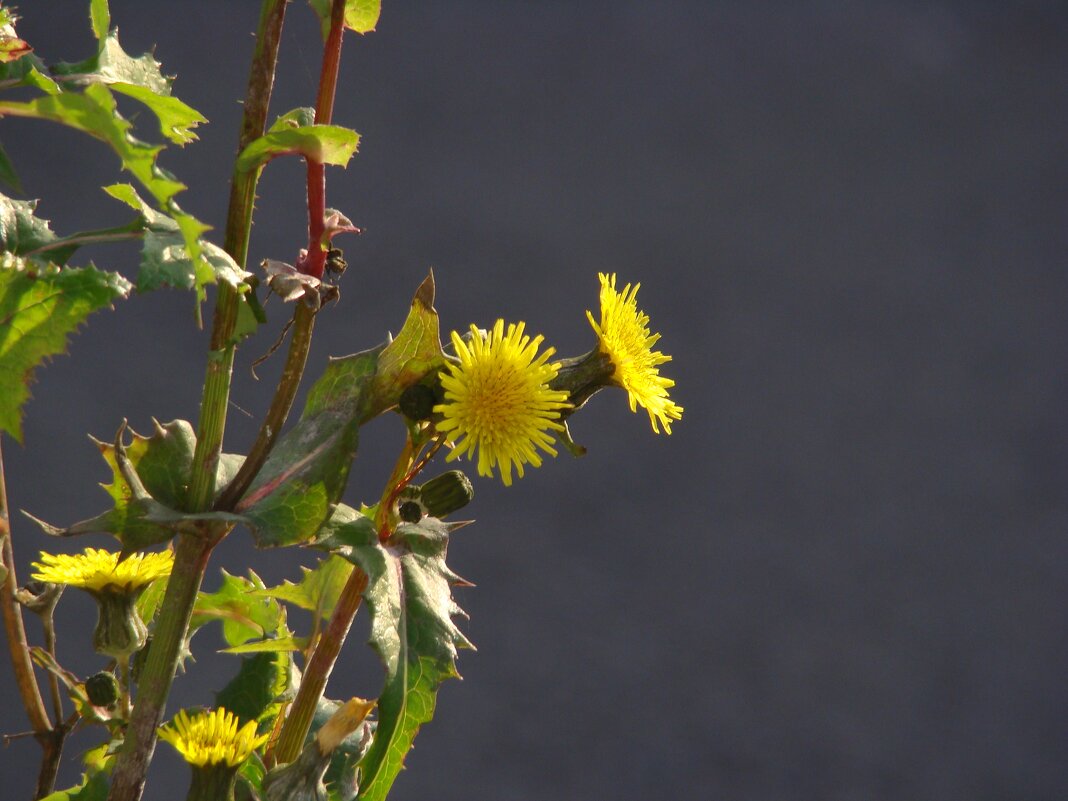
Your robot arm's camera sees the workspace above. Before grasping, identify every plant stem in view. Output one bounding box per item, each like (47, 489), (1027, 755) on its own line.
(218, 0), (347, 510)
(0, 438), (63, 800)
(268, 566), (368, 766)
(107, 535), (213, 801)
(106, 3), (290, 800)
(271, 432), (429, 766)
(215, 302), (315, 511)
(303, 0), (347, 280)
(0, 439), (51, 737)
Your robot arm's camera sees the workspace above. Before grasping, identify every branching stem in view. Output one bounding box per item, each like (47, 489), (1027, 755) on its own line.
(105, 3), (290, 800)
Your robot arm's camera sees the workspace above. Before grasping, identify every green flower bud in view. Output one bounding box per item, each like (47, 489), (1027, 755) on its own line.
(92, 591), (148, 660)
(418, 470), (474, 518)
(398, 383), (437, 421)
(85, 671), (121, 708)
(397, 500), (424, 523)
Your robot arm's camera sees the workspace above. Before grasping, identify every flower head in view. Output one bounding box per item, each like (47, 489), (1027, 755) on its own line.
(435, 320), (571, 486)
(31, 548), (173, 594)
(158, 708), (268, 768)
(587, 273), (683, 434)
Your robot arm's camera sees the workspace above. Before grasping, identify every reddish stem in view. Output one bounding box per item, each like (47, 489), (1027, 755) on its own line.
(303, 0), (347, 279)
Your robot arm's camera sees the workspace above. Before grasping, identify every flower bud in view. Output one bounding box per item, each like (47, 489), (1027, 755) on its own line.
(418, 470), (474, 518)
(398, 383), (437, 421)
(85, 671), (121, 708)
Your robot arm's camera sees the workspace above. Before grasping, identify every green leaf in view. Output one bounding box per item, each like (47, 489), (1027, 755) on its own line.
(90, 0), (111, 41)
(23, 419), (246, 553)
(0, 254), (130, 441)
(104, 183), (249, 297)
(0, 87), (226, 304)
(1, 188), (146, 265)
(256, 554), (354, 621)
(322, 507), (472, 801)
(53, 29), (171, 95)
(0, 142), (22, 193)
(237, 409), (362, 547)
(238, 275), (445, 549)
(368, 271), (447, 417)
(41, 743), (114, 801)
(192, 570), (284, 649)
(110, 84), (206, 145)
(216, 650), (292, 730)
(220, 635), (308, 655)
(236, 107), (359, 172)
(49, 28), (206, 144)
(308, 0), (382, 38)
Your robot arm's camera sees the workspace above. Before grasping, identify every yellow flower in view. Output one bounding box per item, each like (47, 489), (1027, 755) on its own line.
(32, 548), (173, 594)
(435, 320), (571, 486)
(586, 273), (683, 434)
(158, 708), (268, 768)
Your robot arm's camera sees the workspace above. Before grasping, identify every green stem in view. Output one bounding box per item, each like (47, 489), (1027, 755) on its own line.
(107, 535), (214, 801)
(269, 566), (368, 766)
(106, 3), (290, 800)
(215, 302), (315, 511)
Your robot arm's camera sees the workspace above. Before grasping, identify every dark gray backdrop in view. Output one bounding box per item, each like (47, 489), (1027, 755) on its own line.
(2, 2), (1066, 799)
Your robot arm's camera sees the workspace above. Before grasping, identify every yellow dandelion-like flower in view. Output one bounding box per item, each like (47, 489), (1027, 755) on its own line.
(31, 548), (173, 594)
(158, 708), (268, 768)
(435, 320), (572, 486)
(586, 272), (683, 434)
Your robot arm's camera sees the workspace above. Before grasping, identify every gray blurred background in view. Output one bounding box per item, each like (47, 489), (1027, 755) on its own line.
(2, 1), (1066, 799)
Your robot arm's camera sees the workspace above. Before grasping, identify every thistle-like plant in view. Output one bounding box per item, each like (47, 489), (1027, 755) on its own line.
(0, 3), (682, 801)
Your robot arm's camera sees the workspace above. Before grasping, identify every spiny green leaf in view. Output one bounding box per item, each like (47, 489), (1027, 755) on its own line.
(236, 106), (359, 172)
(104, 183), (249, 296)
(23, 419), (246, 552)
(1, 187), (146, 265)
(368, 270), (446, 417)
(0, 84), (185, 217)
(0, 254), (130, 441)
(0, 87), (226, 303)
(192, 570), (284, 649)
(321, 508), (472, 801)
(308, 0), (382, 38)
(110, 84), (205, 145)
(53, 29), (171, 95)
(90, 0), (111, 41)
(255, 554), (354, 621)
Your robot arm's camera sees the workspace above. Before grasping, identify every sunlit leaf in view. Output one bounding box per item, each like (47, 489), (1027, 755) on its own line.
(0, 254), (130, 441)
(320, 507), (472, 801)
(192, 570), (284, 649)
(236, 107), (358, 172)
(255, 554), (354, 621)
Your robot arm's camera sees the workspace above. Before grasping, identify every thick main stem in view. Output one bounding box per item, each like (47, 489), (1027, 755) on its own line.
(106, 3), (289, 800)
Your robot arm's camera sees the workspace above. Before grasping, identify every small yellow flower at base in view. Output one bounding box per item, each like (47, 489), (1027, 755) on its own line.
(586, 272), (683, 434)
(31, 548), (173, 594)
(158, 708), (268, 768)
(435, 320), (572, 486)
